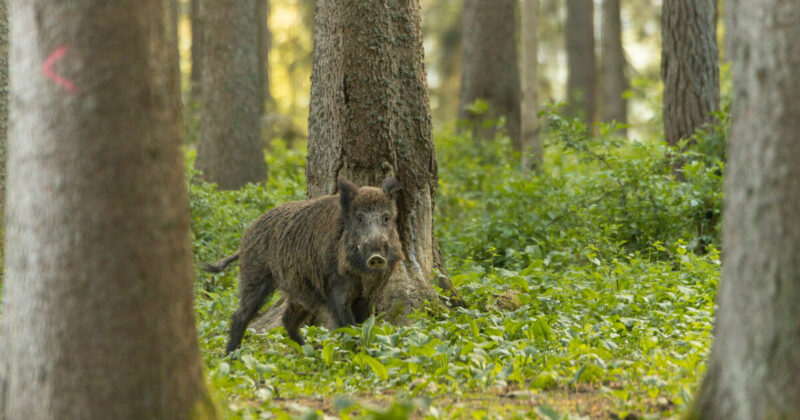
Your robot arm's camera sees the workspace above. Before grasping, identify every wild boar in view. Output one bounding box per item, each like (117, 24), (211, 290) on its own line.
(203, 176), (403, 353)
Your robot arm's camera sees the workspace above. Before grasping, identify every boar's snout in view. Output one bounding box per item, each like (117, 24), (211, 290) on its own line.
(359, 234), (391, 270)
(367, 254), (387, 269)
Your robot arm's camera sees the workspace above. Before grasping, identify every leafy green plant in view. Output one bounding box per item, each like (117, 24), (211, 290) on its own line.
(188, 109), (726, 418)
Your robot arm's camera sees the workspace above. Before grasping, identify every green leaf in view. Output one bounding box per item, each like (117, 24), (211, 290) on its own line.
(322, 342), (335, 366)
(361, 316), (376, 347)
(356, 352), (388, 380)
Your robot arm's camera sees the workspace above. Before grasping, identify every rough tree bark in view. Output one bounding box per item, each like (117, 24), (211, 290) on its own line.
(253, 0), (462, 332)
(458, 0), (521, 148)
(565, 0), (596, 126)
(520, 0), (541, 170)
(689, 1), (800, 418)
(600, 0), (628, 133)
(0, 0), (7, 270)
(307, 0), (462, 316)
(661, 0), (719, 146)
(256, 0), (272, 116)
(170, 0), (181, 112)
(196, 0), (267, 190)
(190, 0), (202, 101)
(0, 1), (216, 418)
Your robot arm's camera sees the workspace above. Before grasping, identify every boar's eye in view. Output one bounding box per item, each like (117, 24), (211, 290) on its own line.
(382, 213), (390, 223)
(356, 213), (365, 223)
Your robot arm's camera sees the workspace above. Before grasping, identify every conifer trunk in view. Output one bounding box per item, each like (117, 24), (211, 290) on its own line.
(566, 0), (596, 125)
(661, 0), (719, 145)
(690, 0), (800, 417)
(520, 0), (542, 170)
(600, 0), (627, 132)
(196, 0), (267, 189)
(458, 0), (521, 148)
(0, 1), (215, 418)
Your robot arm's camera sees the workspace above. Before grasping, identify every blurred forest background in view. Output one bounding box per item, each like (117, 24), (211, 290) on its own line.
(178, 0), (674, 145)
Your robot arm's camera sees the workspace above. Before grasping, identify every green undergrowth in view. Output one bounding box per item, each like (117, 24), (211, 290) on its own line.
(190, 112), (726, 419)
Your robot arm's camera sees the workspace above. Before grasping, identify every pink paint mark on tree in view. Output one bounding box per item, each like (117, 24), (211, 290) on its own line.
(42, 46), (79, 94)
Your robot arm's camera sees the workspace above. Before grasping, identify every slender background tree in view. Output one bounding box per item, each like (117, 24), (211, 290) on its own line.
(458, 0), (520, 148)
(190, 0), (203, 102)
(565, 0), (596, 126)
(661, 0), (719, 146)
(520, 0), (542, 170)
(196, 0), (267, 189)
(600, 0), (628, 133)
(256, 0), (272, 116)
(0, 0), (7, 269)
(690, 0), (800, 417)
(0, 0), (216, 418)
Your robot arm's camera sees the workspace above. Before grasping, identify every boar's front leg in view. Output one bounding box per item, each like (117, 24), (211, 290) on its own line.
(351, 297), (372, 323)
(327, 274), (357, 328)
(282, 300), (311, 345)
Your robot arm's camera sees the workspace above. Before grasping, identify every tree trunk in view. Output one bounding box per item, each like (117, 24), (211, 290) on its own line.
(458, 0), (521, 149)
(170, 0), (181, 112)
(600, 0), (627, 133)
(190, 0), (203, 102)
(306, 0), (459, 320)
(520, 0), (542, 171)
(256, 0), (272, 116)
(661, 0), (719, 146)
(0, 0), (7, 271)
(196, 0), (266, 190)
(689, 1), (800, 418)
(565, 0), (596, 126)
(0, 1), (216, 418)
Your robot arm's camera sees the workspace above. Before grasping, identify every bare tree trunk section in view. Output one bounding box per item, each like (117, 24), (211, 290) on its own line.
(0, 0), (7, 271)
(520, 0), (542, 171)
(196, 0), (267, 190)
(256, 0), (272, 116)
(661, 0), (719, 146)
(0, 1), (217, 418)
(305, 0), (458, 321)
(600, 0), (628, 134)
(190, 0), (203, 102)
(170, 0), (181, 114)
(458, 0), (521, 149)
(689, 1), (800, 418)
(565, 0), (596, 126)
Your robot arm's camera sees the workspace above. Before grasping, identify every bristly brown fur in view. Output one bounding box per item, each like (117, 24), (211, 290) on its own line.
(205, 177), (403, 352)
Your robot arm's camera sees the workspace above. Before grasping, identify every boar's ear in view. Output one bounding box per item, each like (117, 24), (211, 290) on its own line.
(338, 176), (358, 211)
(381, 177), (400, 200)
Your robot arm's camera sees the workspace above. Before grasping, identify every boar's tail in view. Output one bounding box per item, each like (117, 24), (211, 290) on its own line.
(202, 252), (240, 273)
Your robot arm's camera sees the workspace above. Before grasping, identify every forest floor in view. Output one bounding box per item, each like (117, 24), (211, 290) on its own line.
(266, 386), (667, 419)
(191, 128), (723, 419)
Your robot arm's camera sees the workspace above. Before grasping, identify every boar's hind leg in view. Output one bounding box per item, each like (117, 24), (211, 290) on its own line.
(225, 272), (276, 354)
(282, 300), (311, 345)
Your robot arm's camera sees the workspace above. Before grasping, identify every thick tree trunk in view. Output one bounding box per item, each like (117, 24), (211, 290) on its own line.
(565, 0), (596, 126)
(306, 0), (457, 321)
(0, 1), (216, 418)
(661, 0), (719, 146)
(520, 0), (542, 171)
(190, 0), (203, 102)
(196, 0), (266, 190)
(458, 0), (521, 148)
(689, 1), (800, 418)
(600, 0), (627, 133)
